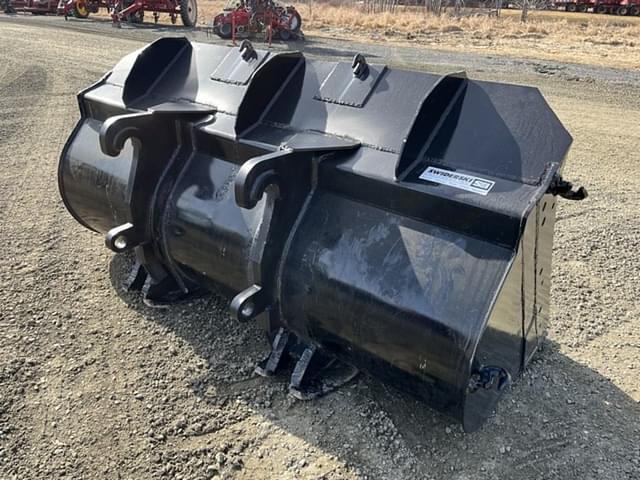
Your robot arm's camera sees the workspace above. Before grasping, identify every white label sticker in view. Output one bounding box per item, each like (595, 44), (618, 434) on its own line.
(419, 166), (495, 196)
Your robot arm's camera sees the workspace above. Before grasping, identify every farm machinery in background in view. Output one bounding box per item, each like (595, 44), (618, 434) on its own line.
(551, 0), (639, 14)
(56, 0), (197, 25)
(57, 0), (100, 20)
(3, 0), (58, 14)
(212, 0), (302, 41)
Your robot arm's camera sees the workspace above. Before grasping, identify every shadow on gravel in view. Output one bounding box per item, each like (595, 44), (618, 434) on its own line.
(57, 17), (380, 59)
(63, 16), (197, 33)
(109, 253), (640, 478)
(285, 38), (382, 60)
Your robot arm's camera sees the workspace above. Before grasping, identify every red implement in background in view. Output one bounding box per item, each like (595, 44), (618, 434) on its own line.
(56, 0), (197, 26)
(551, 0), (640, 14)
(212, 0), (302, 41)
(6, 0), (58, 14)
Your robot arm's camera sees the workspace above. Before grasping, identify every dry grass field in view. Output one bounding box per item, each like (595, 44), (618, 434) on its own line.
(182, 1), (640, 68)
(90, 0), (640, 68)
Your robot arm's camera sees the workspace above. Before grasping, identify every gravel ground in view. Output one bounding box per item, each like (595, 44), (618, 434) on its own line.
(0, 16), (639, 480)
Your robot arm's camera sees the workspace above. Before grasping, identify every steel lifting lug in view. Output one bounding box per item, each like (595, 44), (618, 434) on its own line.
(351, 53), (369, 78)
(230, 284), (268, 322)
(548, 174), (588, 201)
(468, 366), (511, 393)
(105, 223), (143, 253)
(239, 40), (257, 62)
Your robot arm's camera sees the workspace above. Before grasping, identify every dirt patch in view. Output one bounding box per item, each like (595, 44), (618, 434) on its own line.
(0, 19), (639, 480)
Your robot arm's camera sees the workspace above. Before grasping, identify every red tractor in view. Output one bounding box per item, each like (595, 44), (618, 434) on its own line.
(212, 0), (302, 41)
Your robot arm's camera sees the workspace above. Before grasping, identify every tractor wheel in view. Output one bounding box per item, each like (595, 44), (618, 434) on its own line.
(567, 3), (578, 11)
(287, 9), (301, 32)
(278, 28), (291, 40)
(630, 5), (640, 14)
(217, 21), (232, 38)
(617, 5), (628, 13)
(180, 0), (197, 26)
(596, 4), (607, 12)
(577, 3), (587, 11)
(73, 0), (90, 18)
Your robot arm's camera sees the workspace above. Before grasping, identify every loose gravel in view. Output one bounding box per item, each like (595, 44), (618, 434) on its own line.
(0, 17), (639, 480)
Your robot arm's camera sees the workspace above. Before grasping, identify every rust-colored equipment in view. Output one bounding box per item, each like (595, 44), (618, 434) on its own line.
(212, 0), (302, 41)
(57, 0), (197, 25)
(4, 0), (58, 14)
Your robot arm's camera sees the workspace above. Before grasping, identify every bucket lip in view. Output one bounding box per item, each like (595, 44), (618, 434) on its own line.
(58, 73), (114, 235)
(461, 163), (561, 372)
(57, 117), (97, 233)
(459, 168), (559, 432)
(458, 242), (520, 432)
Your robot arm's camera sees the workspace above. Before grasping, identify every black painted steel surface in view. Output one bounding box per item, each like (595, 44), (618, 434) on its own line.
(58, 37), (580, 431)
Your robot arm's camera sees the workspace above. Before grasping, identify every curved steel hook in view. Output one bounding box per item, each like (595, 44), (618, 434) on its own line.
(99, 104), (215, 157)
(99, 111), (154, 157)
(234, 149), (297, 209)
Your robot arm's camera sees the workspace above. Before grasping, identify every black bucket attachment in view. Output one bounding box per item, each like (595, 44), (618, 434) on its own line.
(58, 38), (586, 431)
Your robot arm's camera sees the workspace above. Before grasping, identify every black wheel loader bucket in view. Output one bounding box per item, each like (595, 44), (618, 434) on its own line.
(58, 38), (586, 431)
